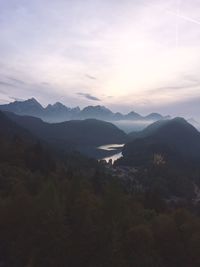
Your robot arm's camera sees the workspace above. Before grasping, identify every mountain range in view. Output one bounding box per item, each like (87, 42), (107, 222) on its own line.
(0, 98), (169, 123)
(3, 105), (200, 165)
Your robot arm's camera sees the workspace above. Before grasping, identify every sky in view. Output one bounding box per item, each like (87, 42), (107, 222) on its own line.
(0, 0), (200, 118)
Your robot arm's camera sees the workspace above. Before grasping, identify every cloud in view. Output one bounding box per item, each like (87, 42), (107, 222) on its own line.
(152, 83), (199, 93)
(9, 96), (25, 102)
(148, 74), (200, 95)
(85, 74), (97, 80)
(6, 76), (25, 85)
(0, 81), (16, 87)
(0, 88), (6, 93)
(0, 98), (9, 104)
(182, 75), (200, 83)
(41, 82), (50, 86)
(77, 92), (101, 101)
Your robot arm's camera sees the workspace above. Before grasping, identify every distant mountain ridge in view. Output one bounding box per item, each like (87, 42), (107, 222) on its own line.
(0, 98), (169, 123)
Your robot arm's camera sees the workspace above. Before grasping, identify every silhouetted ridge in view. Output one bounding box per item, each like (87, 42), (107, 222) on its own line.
(123, 117), (200, 166)
(0, 111), (34, 141)
(5, 112), (127, 157)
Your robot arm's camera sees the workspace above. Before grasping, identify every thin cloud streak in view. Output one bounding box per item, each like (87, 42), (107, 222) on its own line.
(77, 92), (101, 101)
(169, 10), (200, 26)
(9, 96), (25, 102)
(85, 74), (97, 80)
(0, 81), (16, 87)
(6, 76), (26, 85)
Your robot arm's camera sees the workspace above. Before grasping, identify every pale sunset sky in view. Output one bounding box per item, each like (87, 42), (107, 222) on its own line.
(0, 0), (200, 118)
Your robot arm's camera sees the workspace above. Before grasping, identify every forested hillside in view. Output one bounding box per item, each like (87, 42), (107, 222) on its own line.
(0, 112), (200, 266)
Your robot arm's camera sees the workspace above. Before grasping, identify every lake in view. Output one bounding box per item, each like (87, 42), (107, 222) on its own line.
(98, 143), (124, 162)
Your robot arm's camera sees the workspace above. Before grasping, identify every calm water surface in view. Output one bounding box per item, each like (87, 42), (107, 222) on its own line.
(98, 144), (124, 162)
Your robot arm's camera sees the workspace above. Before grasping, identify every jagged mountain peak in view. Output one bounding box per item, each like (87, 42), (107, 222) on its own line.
(0, 98), (168, 123)
(82, 105), (111, 112)
(23, 97), (43, 106)
(53, 102), (68, 108)
(128, 111), (140, 115)
(46, 102), (70, 111)
(125, 111), (142, 119)
(145, 112), (164, 120)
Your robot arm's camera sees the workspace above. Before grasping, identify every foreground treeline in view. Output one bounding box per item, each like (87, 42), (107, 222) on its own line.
(0, 137), (200, 266)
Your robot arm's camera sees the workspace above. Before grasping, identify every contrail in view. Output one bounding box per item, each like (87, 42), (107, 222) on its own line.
(142, 1), (200, 26)
(172, 12), (200, 26)
(175, 0), (181, 48)
(140, 0), (200, 49)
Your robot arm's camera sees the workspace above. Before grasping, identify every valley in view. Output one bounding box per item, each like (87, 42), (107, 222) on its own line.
(1, 107), (200, 266)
